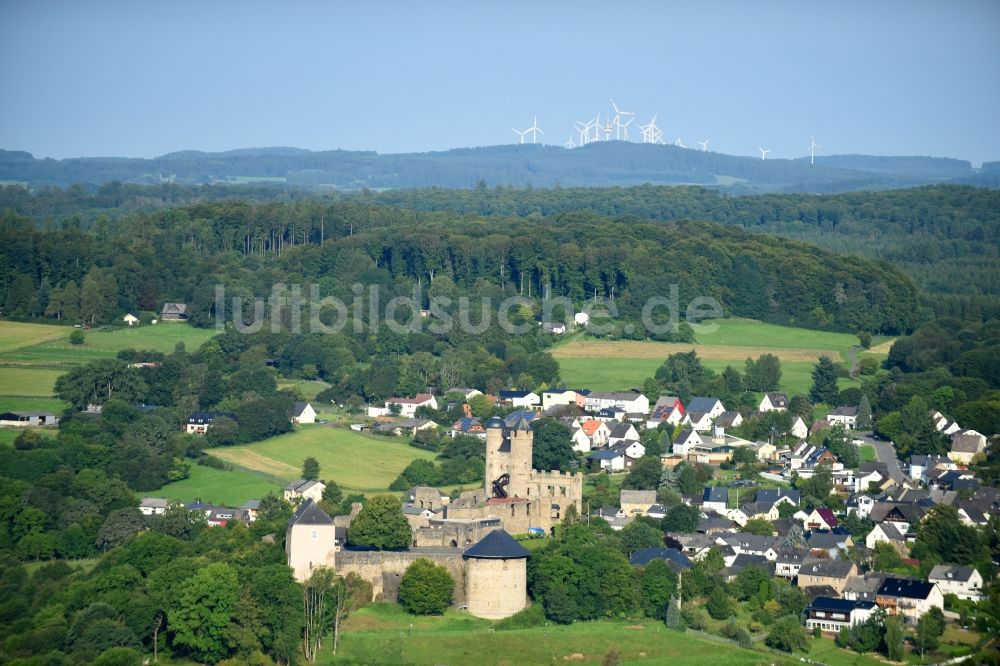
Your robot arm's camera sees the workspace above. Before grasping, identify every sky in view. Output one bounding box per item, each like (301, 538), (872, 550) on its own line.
(1, 0), (999, 164)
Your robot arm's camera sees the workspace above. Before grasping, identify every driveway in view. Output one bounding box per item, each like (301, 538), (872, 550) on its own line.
(856, 431), (906, 483)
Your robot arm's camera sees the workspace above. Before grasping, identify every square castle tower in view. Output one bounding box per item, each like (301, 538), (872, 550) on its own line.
(449, 415), (582, 534)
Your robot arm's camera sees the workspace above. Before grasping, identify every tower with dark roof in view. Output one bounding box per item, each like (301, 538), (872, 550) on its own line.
(285, 499), (337, 581)
(484, 418), (533, 499)
(463, 530), (530, 619)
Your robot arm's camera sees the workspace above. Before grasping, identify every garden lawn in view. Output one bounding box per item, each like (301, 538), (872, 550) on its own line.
(806, 636), (888, 666)
(211, 427), (437, 493)
(155, 463), (279, 506)
(330, 603), (798, 666)
(858, 445), (876, 462)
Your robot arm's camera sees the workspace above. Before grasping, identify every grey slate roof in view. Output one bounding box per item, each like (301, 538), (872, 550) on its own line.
(687, 397), (722, 413)
(630, 547), (692, 568)
(288, 499), (333, 526)
(799, 558), (854, 579)
(703, 486), (729, 503)
(877, 577), (935, 600)
(928, 564), (977, 583)
(463, 529), (530, 559)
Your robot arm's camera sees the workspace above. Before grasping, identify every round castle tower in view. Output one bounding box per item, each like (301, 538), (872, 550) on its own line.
(463, 529), (530, 619)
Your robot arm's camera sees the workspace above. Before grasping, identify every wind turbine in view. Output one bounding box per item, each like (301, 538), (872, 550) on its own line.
(609, 98), (636, 141)
(758, 147), (771, 160)
(618, 116), (634, 141)
(638, 114), (660, 144)
(564, 135), (576, 149)
(525, 115), (544, 144)
(809, 137), (821, 165)
(511, 127), (529, 144)
(674, 138), (686, 148)
(697, 139), (710, 152)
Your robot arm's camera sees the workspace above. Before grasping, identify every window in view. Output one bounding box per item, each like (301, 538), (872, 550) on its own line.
(311, 530), (318, 540)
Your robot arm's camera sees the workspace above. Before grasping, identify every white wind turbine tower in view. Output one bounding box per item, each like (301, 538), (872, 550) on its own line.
(758, 147), (771, 160)
(809, 137), (821, 165)
(564, 135), (576, 149)
(674, 137), (686, 148)
(638, 114), (660, 144)
(697, 139), (710, 152)
(525, 115), (544, 144)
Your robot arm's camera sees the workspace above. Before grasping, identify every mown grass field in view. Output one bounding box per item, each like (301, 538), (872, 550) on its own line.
(211, 426), (437, 493)
(0, 367), (65, 397)
(0, 321), (69, 352)
(0, 321), (218, 366)
(155, 463), (279, 506)
(554, 318), (870, 396)
(331, 603), (797, 666)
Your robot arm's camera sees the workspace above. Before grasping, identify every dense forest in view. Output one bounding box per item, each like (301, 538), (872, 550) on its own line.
(2, 143), (994, 193)
(0, 201), (921, 334)
(2, 181), (995, 325)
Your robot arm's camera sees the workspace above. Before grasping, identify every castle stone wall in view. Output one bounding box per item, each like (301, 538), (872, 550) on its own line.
(335, 549), (468, 604)
(467, 557), (528, 619)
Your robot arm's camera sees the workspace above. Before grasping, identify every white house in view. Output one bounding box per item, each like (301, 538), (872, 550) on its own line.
(927, 565), (984, 602)
(908, 454), (955, 480)
(607, 422), (640, 447)
(875, 578), (944, 623)
(672, 428), (704, 456)
(368, 393), (438, 418)
(579, 418), (611, 447)
(682, 411), (714, 432)
(702, 487), (729, 514)
(541, 389), (579, 411)
(185, 411), (236, 435)
(122, 313), (140, 326)
(806, 598), (878, 634)
(865, 522), (907, 554)
(949, 430), (987, 465)
(758, 392), (788, 413)
(686, 397), (726, 420)
(827, 406), (858, 429)
(646, 396), (684, 429)
(284, 479), (326, 504)
(569, 427), (591, 453)
(791, 416), (809, 440)
(292, 401), (317, 425)
(587, 447), (636, 472)
(574, 312), (591, 327)
(585, 391), (650, 415)
(498, 390), (540, 409)
(619, 440), (646, 459)
(139, 497), (170, 516)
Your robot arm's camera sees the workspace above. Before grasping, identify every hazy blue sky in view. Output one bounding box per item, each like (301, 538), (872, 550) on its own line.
(2, 0), (999, 164)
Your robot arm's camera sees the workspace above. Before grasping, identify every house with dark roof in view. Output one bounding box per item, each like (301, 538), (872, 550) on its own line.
(584, 391), (650, 415)
(806, 597), (877, 633)
(497, 390), (541, 409)
(827, 406), (858, 429)
(160, 302), (188, 321)
(928, 565), (984, 601)
(451, 416), (487, 439)
(759, 392), (789, 412)
(865, 521), (908, 555)
(868, 502), (924, 535)
(630, 547), (692, 570)
(715, 411), (744, 429)
(685, 397), (725, 419)
(184, 411), (236, 434)
(284, 479), (326, 504)
(646, 396), (684, 429)
(875, 577), (944, 623)
(292, 401), (316, 424)
(949, 430), (987, 464)
(671, 428), (704, 456)
(703, 486), (729, 514)
(775, 548), (809, 578)
(721, 553), (774, 581)
(797, 558), (858, 594)
(806, 530), (853, 558)
(756, 488), (800, 507)
(803, 507), (839, 531)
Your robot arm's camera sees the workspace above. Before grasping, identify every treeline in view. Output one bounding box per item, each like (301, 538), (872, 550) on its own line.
(0, 202), (921, 334)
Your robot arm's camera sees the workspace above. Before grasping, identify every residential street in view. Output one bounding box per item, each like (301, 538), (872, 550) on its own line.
(856, 431), (906, 483)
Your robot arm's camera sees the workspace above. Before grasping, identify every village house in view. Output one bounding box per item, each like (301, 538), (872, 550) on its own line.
(579, 418), (611, 448)
(729, 501), (779, 527)
(586, 447), (636, 472)
(846, 493), (876, 519)
(139, 497), (170, 516)
(495, 390), (539, 409)
(682, 410), (715, 432)
(451, 416), (487, 439)
(949, 430), (987, 464)
(806, 597), (878, 634)
(865, 521), (909, 555)
(240, 499), (261, 522)
(775, 548), (809, 578)
(629, 547), (692, 571)
(291, 401), (316, 424)
(686, 396), (726, 420)
(875, 577), (944, 624)
(702, 486), (729, 514)
(758, 392), (789, 412)
(714, 411), (744, 429)
(541, 388), (580, 411)
(584, 390), (650, 415)
(797, 558), (858, 595)
(283, 479), (326, 504)
(909, 454), (955, 480)
(717, 533), (779, 561)
(927, 565), (984, 601)
(671, 428), (704, 457)
(184, 411), (236, 435)
(620, 489), (657, 515)
(854, 461), (890, 493)
(790, 415), (809, 440)
(646, 395), (684, 429)
(757, 488), (801, 508)
(806, 531), (853, 559)
(931, 410), (963, 435)
(0, 411), (59, 428)
(803, 507), (839, 531)
(607, 422), (640, 446)
(206, 507), (251, 528)
(868, 502), (924, 536)
(160, 302), (188, 321)
(372, 418), (437, 437)
(444, 387), (482, 401)
(369, 393), (438, 418)
(827, 406), (858, 429)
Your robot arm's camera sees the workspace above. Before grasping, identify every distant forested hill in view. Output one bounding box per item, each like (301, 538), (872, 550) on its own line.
(371, 184), (1000, 324)
(0, 142), (990, 194)
(0, 201), (920, 334)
